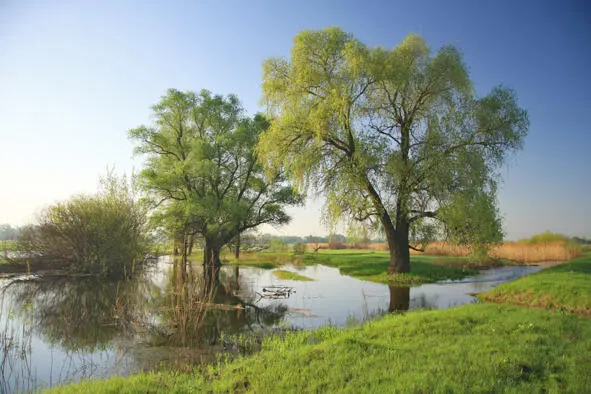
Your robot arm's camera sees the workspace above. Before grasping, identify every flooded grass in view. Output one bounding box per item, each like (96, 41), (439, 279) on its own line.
(479, 252), (591, 316)
(272, 270), (313, 281)
(46, 303), (591, 393)
(312, 251), (478, 285)
(227, 250), (478, 285)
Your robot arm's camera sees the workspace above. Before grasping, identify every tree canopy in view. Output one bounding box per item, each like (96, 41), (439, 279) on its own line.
(129, 89), (302, 266)
(258, 27), (529, 273)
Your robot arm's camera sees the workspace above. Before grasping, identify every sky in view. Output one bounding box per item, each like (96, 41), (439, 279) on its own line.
(1, 0), (590, 240)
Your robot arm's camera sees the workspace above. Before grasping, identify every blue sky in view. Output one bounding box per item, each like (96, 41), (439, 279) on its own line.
(1, 0), (589, 239)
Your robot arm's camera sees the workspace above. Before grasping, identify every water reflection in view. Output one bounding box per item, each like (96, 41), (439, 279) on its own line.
(388, 286), (410, 312)
(0, 261), (543, 392)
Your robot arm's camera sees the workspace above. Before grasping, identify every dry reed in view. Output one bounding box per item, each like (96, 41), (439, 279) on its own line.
(305, 241), (582, 263)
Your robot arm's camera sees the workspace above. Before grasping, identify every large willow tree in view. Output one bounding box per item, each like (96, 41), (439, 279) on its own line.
(130, 89), (301, 266)
(258, 28), (528, 273)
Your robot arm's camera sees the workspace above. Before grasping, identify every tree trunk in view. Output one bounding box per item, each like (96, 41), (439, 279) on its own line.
(203, 240), (222, 268)
(382, 216), (411, 274)
(181, 233), (189, 281)
(187, 234), (194, 256)
(234, 235), (241, 260)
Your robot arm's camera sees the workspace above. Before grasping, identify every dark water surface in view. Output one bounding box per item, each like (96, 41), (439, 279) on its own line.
(0, 258), (543, 392)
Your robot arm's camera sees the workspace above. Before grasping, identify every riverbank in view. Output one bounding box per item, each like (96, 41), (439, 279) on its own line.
(479, 252), (591, 316)
(229, 250), (481, 285)
(46, 254), (591, 393)
(46, 302), (591, 393)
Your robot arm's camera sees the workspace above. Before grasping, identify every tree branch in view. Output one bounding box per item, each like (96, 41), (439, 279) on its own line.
(408, 244), (425, 252)
(408, 210), (438, 223)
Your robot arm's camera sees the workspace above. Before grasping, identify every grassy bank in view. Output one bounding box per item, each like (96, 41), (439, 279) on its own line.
(273, 269), (313, 281)
(479, 252), (591, 316)
(230, 250), (477, 285)
(313, 251), (478, 284)
(47, 303), (591, 393)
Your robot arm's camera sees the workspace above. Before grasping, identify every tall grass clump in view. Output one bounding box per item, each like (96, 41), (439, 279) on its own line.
(19, 172), (149, 277)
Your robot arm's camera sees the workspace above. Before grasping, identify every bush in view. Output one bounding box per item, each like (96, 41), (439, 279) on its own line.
(519, 231), (571, 245)
(20, 173), (148, 277)
(292, 242), (306, 255)
(328, 241), (348, 250)
(268, 238), (288, 251)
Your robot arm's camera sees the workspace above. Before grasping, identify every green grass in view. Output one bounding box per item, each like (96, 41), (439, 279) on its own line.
(46, 303), (591, 393)
(479, 252), (591, 316)
(312, 250), (477, 285)
(273, 269), (314, 281)
(228, 250), (477, 285)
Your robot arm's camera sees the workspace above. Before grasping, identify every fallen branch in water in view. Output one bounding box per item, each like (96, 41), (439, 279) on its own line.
(256, 286), (296, 300)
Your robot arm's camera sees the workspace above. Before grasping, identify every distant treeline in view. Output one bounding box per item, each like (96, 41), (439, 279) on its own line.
(257, 234), (386, 245)
(0, 224), (21, 241)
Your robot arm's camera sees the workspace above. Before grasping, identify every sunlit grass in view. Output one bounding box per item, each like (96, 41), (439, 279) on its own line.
(311, 251), (476, 285)
(46, 303), (591, 393)
(226, 250), (478, 284)
(272, 269), (313, 281)
(479, 252), (591, 316)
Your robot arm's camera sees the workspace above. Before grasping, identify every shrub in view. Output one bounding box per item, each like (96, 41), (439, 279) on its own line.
(328, 241), (348, 250)
(20, 173), (149, 277)
(292, 242), (307, 255)
(268, 238), (289, 251)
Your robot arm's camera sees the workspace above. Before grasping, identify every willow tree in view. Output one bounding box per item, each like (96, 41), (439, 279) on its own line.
(258, 28), (528, 273)
(130, 89), (301, 267)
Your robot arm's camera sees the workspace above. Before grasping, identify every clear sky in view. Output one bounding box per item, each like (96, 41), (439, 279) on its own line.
(1, 0), (590, 240)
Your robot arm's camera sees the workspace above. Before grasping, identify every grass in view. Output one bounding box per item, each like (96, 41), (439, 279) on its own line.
(46, 303), (591, 393)
(479, 252), (591, 316)
(311, 250), (477, 285)
(273, 269), (313, 281)
(227, 250), (477, 285)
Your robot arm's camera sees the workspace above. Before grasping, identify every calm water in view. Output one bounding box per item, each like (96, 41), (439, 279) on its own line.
(0, 258), (543, 392)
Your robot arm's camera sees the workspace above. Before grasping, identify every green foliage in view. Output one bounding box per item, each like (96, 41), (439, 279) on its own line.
(268, 238), (288, 251)
(47, 304), (591, 393)
(0, 240), (19, 251)
(519, 231), (573, 245)
(258, 27), (528, 269)
(292, 242), (306, 255)
(19, 172), (148, 277)
(129, 89), (302, 263)
(480, 252), (591, 315)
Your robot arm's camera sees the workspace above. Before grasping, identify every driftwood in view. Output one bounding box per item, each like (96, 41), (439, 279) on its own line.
(256, 285), (296, 300)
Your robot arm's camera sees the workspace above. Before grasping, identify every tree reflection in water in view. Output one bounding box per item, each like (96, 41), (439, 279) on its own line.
(388, 285), (410, 312)
(0, 261), (290, 388)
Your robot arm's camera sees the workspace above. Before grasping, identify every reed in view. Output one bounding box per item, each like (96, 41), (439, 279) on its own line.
(305, 239), (582, 263)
